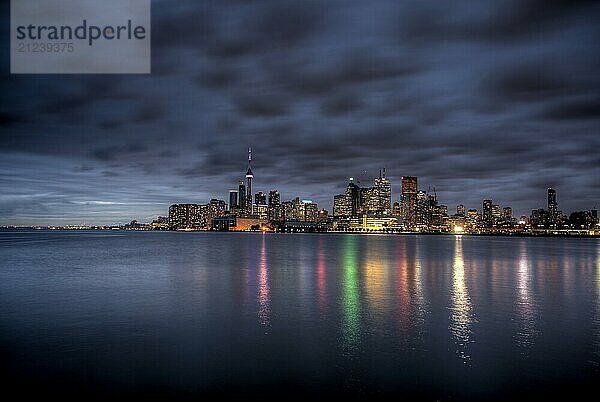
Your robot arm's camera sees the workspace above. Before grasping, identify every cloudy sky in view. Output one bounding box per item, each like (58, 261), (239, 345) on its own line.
(1, 0), (599, 225)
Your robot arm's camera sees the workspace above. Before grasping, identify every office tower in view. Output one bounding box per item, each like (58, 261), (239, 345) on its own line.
(268, 190), (281, 221)
(415, 190), (430, 229)
(503, 207), (512, 220)
(238, 181), (246, 213)
(282, 197), (301, 221)
(360, 186), (378, 214)
(457, 204), (465, 216)
(168, 204), (202, 230)
(374, 168), (392, 214)
(333, 178), (360, 217)
(255, 191), (267, 206)
(392, 201), (401, 216)
(492, 204), (501, 218)
(300, 200), (319, 222)
(548, 188), (557, 215)
(254, 204), (268, 220)
(333, 194), (346, 217)
(483, 199), (493, 228)
(466, 209), (479, 230)
(229, 190), (238, 210)
(401, 176), (418, 228)
(345, 178), (361, 216)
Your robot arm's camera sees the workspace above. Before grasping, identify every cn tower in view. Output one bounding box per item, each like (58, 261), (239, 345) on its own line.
(245, 147), (253, 214)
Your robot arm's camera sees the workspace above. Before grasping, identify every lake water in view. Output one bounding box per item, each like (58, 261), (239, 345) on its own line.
(0, 230), (598, 399)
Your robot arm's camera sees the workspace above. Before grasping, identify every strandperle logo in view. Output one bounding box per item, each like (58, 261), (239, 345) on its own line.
(11, 0), (151, 74)
(15, 19), (147, 47)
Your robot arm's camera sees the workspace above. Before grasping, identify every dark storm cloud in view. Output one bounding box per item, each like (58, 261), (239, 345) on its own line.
(89, 143), (148, 162)
(0, 111), (28, 127)
(397, 0), (599, 44)
(194, 67), (238, 90)
(205, 0), (325, 59)
(320, 91), (362, 116)
(540, 96), (600, 120)
(484, 62), (576, 102)
(1, 0), (599, 225)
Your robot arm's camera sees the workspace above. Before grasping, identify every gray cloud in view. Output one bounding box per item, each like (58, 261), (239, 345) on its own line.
(0, 0), (598, 225)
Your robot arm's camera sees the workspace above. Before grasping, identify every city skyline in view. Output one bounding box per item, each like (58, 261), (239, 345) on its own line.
(1, 1), (599, 225)
(0, 144), (595, 226)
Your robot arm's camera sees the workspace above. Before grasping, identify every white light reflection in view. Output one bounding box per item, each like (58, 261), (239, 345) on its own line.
(449, 236), (473, 364)
(515, 242), (537, 353)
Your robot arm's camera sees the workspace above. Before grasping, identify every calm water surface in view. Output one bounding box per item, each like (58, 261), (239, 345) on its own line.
(0, 230), (598, 399)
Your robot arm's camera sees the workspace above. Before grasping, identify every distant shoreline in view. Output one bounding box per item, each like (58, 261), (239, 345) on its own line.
(1, 227), (598, 238)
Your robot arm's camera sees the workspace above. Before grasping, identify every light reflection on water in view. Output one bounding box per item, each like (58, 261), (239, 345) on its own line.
(595, 242), (600, 360)
(0, 231), (598, 397)
(257, 235), (270, 328)
(341, 235), (361, 357)
(515, 241), (538, 353)
(449, 236), (473, 364)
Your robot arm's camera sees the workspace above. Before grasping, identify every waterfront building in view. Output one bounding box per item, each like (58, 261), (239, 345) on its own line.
(238, 181), (246, 214)
(229, 190), (238, 210)
(268, 190), (281, 221)
(255, 191), (267, 206)
(401, 176), (418, 229)
(483, 199), (493, 228)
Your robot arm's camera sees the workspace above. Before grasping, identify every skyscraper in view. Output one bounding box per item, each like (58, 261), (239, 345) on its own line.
(457, 204), (465, 216)
(374, 168), (392, 214)
(255, 191), (267, 206)
(229, 190), (238, 210)
(246, 147), (254, 214)
(401, 176), (418, 228)
(483, 199), (493, 228)
(268, 190), (281, 221)
(238, 181), (246, 213)
(333, 178), (360, 216)
(548, 188), (557, 214)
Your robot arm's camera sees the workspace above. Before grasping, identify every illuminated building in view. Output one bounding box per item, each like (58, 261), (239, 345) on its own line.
(300, 200), (319, 222)
(347, 215), (399, 231)
(255, 204), (268, 220)
(268, 190), (281, 221)
(229, 190), (238, 211)
(415, 190), (431, 230)
(333, 194), (346, 217)
(466, 209), (479, 231)
(255, 191), (267, 206)
(431, 204), (448, 230)
(238, 181), (246, 214)
(282, 198), (300, 221)
(492, 204), (501, 218)
(168, 203), (202, 230)
(547, 188), (557, 214)
(392, 201), (401, 216)
(401, 176), (418, 229)
(457, 204), (465, 216)
(483, 199), (493, 228)
(373, 168), (392, 214)
(333, 178), (360, 217)
(360, 186), (379, 214)
(503, 206), (512, 220)
(316, 209), (329, 223)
